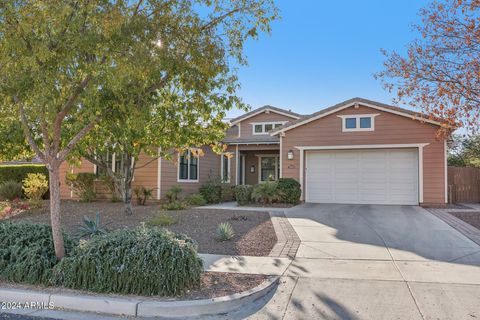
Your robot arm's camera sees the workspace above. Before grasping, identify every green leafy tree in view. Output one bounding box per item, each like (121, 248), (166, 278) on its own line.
(0, 0), (277, 259)
(73, 1), (278, 215)
(448, 134), (480, 167)
(0, 117), (33, 162)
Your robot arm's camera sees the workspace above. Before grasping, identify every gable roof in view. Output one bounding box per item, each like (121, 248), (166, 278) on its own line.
(230, 105), (301, 125)
(270, 97), (449, 135)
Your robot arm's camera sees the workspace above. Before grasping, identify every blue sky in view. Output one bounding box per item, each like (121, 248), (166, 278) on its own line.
(228, 0), (431, 118)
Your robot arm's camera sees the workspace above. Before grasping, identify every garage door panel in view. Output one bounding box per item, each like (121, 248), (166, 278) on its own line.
(306, 148), (418, 205)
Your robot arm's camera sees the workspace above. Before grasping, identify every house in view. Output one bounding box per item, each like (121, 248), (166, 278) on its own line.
(60, 97), (448, 206)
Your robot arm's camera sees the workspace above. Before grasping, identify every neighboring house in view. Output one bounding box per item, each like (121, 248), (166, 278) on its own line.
(59, 97), (449, 206)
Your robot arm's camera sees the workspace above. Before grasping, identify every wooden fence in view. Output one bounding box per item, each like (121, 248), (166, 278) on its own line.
(448, 166), (480, 203)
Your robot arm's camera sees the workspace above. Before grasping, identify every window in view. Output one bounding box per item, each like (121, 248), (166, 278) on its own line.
(338, 114), (379, 132)
(221, 154), (231, 183)
(178, 150), (199, 182)
(95, 152), (113, 177)
(345, 118), (356, 129)
(258, 155), (279, 182)
(360, 117), (371, 128)
(251, 122), (287, 134)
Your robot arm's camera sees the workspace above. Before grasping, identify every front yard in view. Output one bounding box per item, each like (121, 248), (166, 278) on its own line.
(10, 200), (278, 257)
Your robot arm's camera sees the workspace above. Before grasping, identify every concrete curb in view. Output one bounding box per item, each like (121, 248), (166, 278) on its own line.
(0, 276), (279, 318)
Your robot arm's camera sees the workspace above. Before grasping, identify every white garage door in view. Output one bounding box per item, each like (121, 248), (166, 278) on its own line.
(305, 149), (419, 205)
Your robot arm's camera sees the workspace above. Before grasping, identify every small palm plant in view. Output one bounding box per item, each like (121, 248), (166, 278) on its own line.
(216, 222), (235, 241)
(76, 212), (112, 239)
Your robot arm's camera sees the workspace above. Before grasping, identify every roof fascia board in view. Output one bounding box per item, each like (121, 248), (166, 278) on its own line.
(231, 108), (300, 125)
(271, 101), (443, 136)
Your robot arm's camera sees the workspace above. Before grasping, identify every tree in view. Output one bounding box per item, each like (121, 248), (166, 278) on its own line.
(376, 0), (480, 134)
(0, 0), (277, 259)
(0, 117), (34, 162)
(77, 86), (232, 215)
(448, 134), (480, 167)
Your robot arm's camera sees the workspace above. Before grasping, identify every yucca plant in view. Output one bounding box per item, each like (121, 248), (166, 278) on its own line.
(76, 212), (112, 239)
(216, 222), (235, 241)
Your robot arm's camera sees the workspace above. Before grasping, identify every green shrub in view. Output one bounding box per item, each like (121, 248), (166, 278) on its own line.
(65, 172), (96, 202)
(216, 222), (235, 241)
(277, 178), (301, 204)
(134, 186), (153, 205)
(0, 165), (48, 185)
(235, 185), (253, 205)
(252, 181), (279, 204)
(52, 227), (203, 296)
(0, 181), (23, 200)
(165, 185), (183, 203)
(0, 222), (75, 285)
(221, 185), (235, 202)
(76, 213), (111, 239)
(162, 200), (187, 211)
(146, 214), (177, 226)
(199, 175), (222, 204)
(22, 173), (49, 204)
(186, 193), (207, 206)
(100, 175), (120, 202)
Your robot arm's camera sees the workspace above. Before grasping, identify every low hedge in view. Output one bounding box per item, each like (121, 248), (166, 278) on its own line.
(0, 222), (75, 285)
(277, 178), (301, 204)
(0, 165), (48, 184)
(52, 226), (203, 296)
(235, 185), (253, 205)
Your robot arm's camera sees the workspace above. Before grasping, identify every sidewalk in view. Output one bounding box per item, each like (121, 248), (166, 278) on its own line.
(200, 202), (286, 212)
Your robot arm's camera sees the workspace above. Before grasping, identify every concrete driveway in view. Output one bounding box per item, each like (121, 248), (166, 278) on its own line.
(290, 203), (480, 266)
(223, 204), (480, 320)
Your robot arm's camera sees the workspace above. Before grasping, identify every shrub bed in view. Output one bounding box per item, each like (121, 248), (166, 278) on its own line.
(52, 226), (203, 296)
(276, 178), (301, 204)
(235, 185), (253, 205)
(0, 181), (23, 200)
(0, 222), (75, 285)
(251, 181), (279, 204)
(0, 165), (48, 184)
(65, 172), (96, 202)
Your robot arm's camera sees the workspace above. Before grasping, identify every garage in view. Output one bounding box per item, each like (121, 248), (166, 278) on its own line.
(305, 148), (419, 205)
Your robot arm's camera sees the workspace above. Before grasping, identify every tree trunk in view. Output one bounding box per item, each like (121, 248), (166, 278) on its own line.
(122, 154), (134, 216)
(48, 166), (65, 259)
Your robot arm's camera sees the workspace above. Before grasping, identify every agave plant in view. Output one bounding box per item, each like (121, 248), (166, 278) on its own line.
(216, 222), (235, 241)
(76, 212), (112, 239)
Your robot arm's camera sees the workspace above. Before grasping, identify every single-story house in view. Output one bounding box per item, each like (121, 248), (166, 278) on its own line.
(60, 97), (449, 206)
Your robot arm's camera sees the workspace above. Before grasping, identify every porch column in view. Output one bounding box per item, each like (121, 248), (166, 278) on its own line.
(235, 144), (239, 185)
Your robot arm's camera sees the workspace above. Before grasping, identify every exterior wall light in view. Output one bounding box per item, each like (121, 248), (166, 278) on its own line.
(287, 150), (294, 160)
(250, 165), (255, 173)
